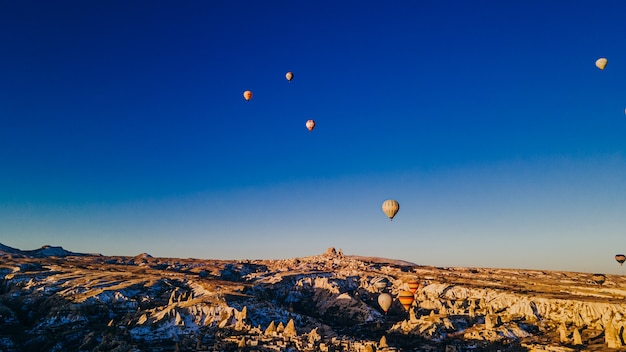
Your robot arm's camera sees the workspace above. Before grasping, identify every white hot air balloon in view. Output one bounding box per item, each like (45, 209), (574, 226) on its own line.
(378, 293), (392, 313)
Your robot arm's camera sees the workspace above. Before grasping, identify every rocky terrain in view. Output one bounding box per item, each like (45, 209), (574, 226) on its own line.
(2, 244), (626, 351)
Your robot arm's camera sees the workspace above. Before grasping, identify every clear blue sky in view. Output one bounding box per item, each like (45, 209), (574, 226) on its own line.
(1, 1), (625, 273)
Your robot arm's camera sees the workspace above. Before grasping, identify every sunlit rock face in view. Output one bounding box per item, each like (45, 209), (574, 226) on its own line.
(2, 243), (626, 351)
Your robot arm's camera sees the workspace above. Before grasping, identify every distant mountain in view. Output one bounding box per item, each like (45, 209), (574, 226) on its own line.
(0, 243), (22, 254)
(0, 243), (93, 258)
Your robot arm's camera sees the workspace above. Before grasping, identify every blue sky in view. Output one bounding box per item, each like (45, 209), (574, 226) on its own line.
(1, 1), (625, 273)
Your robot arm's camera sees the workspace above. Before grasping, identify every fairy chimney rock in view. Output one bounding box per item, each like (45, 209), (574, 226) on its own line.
(379, 335), (389, 348)
(558, 323), (568, 343)
(573, 328), (583, 346)
(265, 321), (276, 336)
(283, 319), (297, 337)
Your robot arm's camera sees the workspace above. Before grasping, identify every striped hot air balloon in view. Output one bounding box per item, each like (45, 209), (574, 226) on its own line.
(407, 280), (419, 294)
(397, 290), (415, 311)
(616, 254), (626, 266)
(382, 200), (399, 221)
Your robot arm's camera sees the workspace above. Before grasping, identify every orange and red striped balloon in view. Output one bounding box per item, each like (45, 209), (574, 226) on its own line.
(407, 280), (419, 294)
(397, 291), (415, 311)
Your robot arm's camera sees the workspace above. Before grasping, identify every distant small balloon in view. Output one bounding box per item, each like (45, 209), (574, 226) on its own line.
(595, 58), (608, 70)
(306, 119), (315, 132)
(243, 90), (253, 101)
(286, 72), (294, 81)
(615, 254), (626, 266)
(381, 200), (399, 221)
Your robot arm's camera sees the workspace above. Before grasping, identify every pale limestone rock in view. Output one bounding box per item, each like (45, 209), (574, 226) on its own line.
(485, 315), (494, 330)
(283, 319), (297, 337)
(573, 328), (582, 345)
(174, 311), (184, 326)
(379, 335), (388, 348)
(443, 317), (454, 330)
(265, 321), (276, 336)
(240, 306), (247, 321)
(234, 306), (246, 330)
(606, 322), (621, 348)
(409, 308), (418, 323)
(558, 322), (568, 343)
(218, 317), (229, 328)
(573, 311), (585, 328)
(308, 327), (321, 344)
(325, 247), (337, 256)
(234, 317), (243, 330)
(277, 321), (285, 333)
(168, 290), (179, 305)
(237, 337), (246, 348)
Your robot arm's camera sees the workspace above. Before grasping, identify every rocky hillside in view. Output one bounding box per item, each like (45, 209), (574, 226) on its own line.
(1, 245), (626, 351)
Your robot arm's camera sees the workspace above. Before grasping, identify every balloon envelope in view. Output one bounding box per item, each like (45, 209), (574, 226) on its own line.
(243, 90), (253, 101)
(616, 254), (626, 265)
(407, 280), (419, 294)
(382, 200), (400, 220)
(595, 58), (608, 70)
(286, 72), (294, 81)
(397, 291), (414, 311)
(378, 293), (392, 313)
(306, 119), (315, 131)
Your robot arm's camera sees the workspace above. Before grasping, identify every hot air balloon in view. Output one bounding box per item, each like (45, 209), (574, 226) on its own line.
(591, 273), (606, 285)
(381, 200), (399, 221)
(243, 91), (253, 101)
(595, 58), (608, 70)
(397, 291), (414, 311)
(371, 277), (389, 292)
(306, 119), (315, 132)
(286, 72), (294, 82)
(616, 254), (626, 266)
(407, 280), (419, 294)
(378, 293), (392, 313)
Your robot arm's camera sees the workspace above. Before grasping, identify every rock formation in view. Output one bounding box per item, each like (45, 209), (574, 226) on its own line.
(2, 245), (626, 351)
